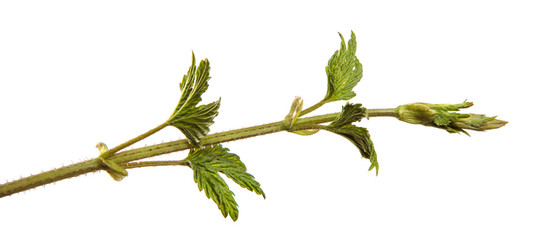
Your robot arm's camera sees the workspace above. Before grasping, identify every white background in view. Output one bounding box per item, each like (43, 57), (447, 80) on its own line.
(1, 1), (541, 239)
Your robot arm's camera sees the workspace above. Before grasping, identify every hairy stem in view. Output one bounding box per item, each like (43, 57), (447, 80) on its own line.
(106, 113), (338, 165)
(122, 160), (189, 169)
(0, 159), (102, 198)
(0, 108), (395, 198)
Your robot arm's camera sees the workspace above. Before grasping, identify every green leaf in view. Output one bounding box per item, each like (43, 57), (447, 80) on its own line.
(433, 111), (469, 129)
(169, 100), (221, 146)
(326, 103), (376, 174)
(325, 124), (378, 175)
(429, 101), (473, 112)
(324, 31), (363, 103)
(429, 101), (472, 132)
(187, 145), (265, 221)
(192, 165), (239, 220)
(171, 53), (211, 116)
(329, 102), (366, 128)
(168, 53), (220, 146)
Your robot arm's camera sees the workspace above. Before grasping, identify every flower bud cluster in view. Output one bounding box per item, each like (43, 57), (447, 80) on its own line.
(395, 101), (507, 134)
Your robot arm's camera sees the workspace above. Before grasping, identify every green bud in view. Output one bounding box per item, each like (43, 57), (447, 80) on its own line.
(95, 142), (109, 154)
(395, 101), (507, 135)
(283, 96), (304, 129)
(396, 103), (436, 124)
(453, 114), (508, 131)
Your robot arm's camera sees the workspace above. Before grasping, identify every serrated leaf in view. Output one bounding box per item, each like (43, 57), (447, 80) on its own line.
(325, 125), (378, 175)
(187, 145), (265, 221)
(192, 163), (239, 220)
(428, 101), (472, 134)
(171, 53), (210, 116)
(433, 111), (469, 127)
(169, 99), (221, 146)
(168, 53), (220, 146)
(324, 31), (363, 103)
(329, 103), (366, 128)
(429, 101), (472, 127)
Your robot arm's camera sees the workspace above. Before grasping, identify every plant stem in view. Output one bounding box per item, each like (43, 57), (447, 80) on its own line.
(299, 100), (326, 116)
(0, 108), (396, 198)
(367, 108), (398, 118)
(107, 112), (342, 165)
(122, 160), (189, 169)
(0, 159), (103, 198)
(100, 121), (170, 158)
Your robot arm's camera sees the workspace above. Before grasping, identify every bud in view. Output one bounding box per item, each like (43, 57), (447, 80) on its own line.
(396, 103), (436, 124)
(283, 96), (304, 129)
(395, 101), (507, 134)
(96, 142), (109, 154)
(453, 114), (508, 131)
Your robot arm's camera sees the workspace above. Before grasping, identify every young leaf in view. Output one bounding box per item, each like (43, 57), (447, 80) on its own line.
(329, 102), (366, 128)
(325, 125), (378, 175)
(323, 31), (363, 103)
(169, 100), (221, 146)
(187, 145), (265, 221)
(171, 53), (211, 116)
(168, 53), (220, 146)
(192, 162), (239, 221)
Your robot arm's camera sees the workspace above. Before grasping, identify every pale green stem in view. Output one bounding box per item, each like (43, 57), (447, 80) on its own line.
(299, 100), (326, 117)
(100, 122), (170, 158)
(0, 108), (395, 198)
(366, 108), (398, 118)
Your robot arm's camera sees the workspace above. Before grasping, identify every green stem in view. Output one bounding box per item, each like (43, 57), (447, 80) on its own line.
(0, 108), (395, 198)
(366, 108), (398, 118)
(0, 159), (102, 198)
(100, 122), (170, 158)
(122, 160), (189, 169)
(299, 100), (326, 116)
(107, 112), (341, 165)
